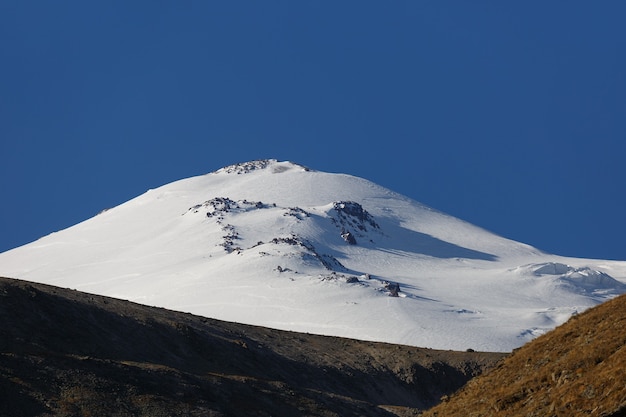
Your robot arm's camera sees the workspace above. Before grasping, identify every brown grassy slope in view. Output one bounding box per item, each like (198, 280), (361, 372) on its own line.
(0, 277), (505, 417)
(423, 293), (626, 417)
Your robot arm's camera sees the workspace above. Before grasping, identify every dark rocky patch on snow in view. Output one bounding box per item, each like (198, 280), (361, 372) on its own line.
(385, 281), (401, 297)
(188, 197), (349, 269)
(217, 159), (275, 174)
(317, 253), (346, 271)
(332, 201), (380, 231)
(187, 198), (275, 233)
(191, 197), (271, 218)
(215, 159), (311, 175)
(319, 271), (360, 284)
(329, 201), (381, 244)
(341, 229), (357, 245)
(283, 207), (309, 220)
(275, 265), (293, 273)
(220, 224), (242, 253)
(270, 234), (346, 271)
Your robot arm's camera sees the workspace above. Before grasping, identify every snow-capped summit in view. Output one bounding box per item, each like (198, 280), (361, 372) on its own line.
(1, 159), (625, 351)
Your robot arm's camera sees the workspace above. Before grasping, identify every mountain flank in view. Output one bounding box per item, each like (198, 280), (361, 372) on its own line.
(0, 277), (504, 417)
(1, 159), (625, 351)
(422, 292), (626, 417)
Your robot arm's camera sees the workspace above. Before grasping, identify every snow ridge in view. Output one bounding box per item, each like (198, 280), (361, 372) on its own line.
(216, 159), (311, 175)
(518, 262), (626, 297)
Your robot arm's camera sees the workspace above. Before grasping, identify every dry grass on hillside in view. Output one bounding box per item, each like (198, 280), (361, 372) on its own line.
(423, 294), (626, 417)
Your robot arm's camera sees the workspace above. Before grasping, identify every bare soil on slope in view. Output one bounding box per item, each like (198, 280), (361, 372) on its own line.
(0, 277), (505, 417)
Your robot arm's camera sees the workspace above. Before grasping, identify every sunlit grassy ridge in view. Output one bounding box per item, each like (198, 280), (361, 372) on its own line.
(423, 294), (626, 417)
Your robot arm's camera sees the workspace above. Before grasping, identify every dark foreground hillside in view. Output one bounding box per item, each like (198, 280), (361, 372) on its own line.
(0, 277), (504, 417)
(423, 293), (626, 417)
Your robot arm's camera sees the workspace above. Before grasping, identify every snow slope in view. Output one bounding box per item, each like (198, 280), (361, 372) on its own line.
(1, 159), (625, 351)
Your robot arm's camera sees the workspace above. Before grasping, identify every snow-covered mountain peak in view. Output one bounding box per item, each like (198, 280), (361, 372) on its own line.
(1, 159), (625, 352)
(214, 159), (311, 175)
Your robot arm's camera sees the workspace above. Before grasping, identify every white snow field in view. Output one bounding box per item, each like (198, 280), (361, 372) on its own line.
(1, 159), (625, 352)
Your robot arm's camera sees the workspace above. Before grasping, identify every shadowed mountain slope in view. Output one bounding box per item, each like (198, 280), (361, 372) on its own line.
(0, 277), (505, 416)
(423, 293), (626, 417)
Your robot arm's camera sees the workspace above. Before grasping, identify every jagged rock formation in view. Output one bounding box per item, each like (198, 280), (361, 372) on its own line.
(330, 201), (381, 244)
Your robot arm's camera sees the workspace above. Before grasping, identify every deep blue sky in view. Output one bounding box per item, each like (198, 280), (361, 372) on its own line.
(1, 2), (625, 260)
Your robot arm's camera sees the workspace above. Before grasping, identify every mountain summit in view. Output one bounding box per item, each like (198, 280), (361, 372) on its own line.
(1, 159), (625, 351)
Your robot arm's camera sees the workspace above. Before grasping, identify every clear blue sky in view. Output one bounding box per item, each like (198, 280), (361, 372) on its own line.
(1, 2), (625, 260)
